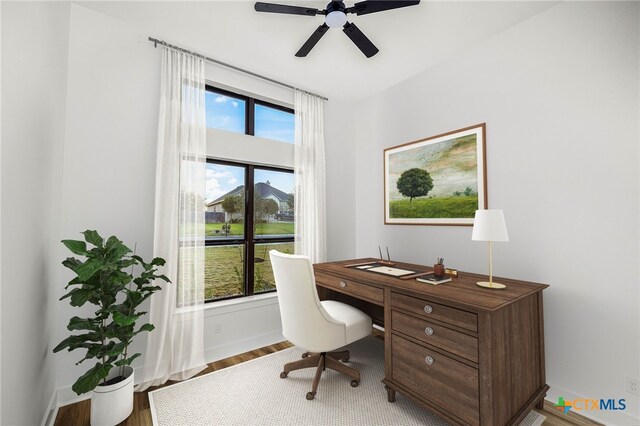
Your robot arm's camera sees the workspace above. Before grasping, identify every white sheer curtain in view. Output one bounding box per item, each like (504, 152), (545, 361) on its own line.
(137, 46), (207, 391)
(294, 90), (326, 263)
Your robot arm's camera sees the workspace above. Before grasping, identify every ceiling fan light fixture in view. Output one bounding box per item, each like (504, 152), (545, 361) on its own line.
(325, 10), (347, 28)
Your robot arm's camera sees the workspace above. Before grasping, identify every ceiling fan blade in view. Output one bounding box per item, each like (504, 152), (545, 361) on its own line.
(342, 22), (379, 58)
(296, 24), (330, 57)
(347, 0), (420, 16)
(254, 2), (321, 16)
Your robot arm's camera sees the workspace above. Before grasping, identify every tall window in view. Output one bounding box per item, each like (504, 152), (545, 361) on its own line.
(205, 86), (294, 144)
(204, 160), (294, 301)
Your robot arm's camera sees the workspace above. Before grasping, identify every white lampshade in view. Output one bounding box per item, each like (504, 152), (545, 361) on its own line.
(472, 209), (509, 242)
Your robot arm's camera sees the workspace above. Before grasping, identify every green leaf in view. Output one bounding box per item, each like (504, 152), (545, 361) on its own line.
(112, 311), (139, 327)
(70, 289), (93, 307)
(105, 237), (131, 262)
(106, 342), (127, 358)
(67, 316), (99, 332)
(74, 343), (104, 365)
(114, 353), (141, 367)
(72, 363), (112, 395)
(64, 275), (85, 289)
(53, 333), (101, 353)
(60, 288), (78, 301)
(62, 257), (82, 270)
(75, 258), (103, 281)
(136, 323), (155, 334)
(62, 240), (88, 256)
(151, 257), (166, 267)
(82, 230), (104, 248)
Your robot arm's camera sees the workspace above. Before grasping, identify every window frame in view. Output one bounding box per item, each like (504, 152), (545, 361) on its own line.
(205, 85), (294, 140)
(205, 158), (294, 303)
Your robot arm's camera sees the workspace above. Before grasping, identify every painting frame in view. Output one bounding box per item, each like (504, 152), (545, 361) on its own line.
(384, 123), (487, 226)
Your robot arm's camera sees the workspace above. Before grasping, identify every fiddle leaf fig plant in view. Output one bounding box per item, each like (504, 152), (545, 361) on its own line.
(53, 230), (169, 395)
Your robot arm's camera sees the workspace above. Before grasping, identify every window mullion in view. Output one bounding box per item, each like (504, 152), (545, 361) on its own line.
(247, 98), (255, 136)
(246, 165), (256, 295)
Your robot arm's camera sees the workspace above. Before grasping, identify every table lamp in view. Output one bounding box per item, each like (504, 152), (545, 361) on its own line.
(472, 209), (509, 289)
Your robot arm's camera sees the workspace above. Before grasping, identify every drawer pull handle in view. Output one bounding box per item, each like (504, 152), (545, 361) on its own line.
(425, 355), (434, 365)
(423, 305), (433, 314)
(340, 281), (347, 288)
(424, 327), (434, 336)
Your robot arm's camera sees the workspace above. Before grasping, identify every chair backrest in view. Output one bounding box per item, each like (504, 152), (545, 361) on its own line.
(269, 250), (344, 352)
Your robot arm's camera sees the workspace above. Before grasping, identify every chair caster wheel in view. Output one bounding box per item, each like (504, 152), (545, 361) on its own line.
(301, 352), (309, 359)
(280, 372), (288, 379)
(306, 392), (315, 400)
(351, 380), (360, 387)
(342, 357), (350, 363)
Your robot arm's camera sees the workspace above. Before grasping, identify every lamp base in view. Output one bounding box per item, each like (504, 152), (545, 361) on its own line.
(476, 281), (506, 290)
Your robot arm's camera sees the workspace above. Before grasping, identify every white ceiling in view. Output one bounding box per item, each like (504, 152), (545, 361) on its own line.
(78, 1), (558, 102)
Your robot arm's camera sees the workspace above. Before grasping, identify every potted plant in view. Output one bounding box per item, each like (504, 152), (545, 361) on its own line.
(54, 230), (168, 426)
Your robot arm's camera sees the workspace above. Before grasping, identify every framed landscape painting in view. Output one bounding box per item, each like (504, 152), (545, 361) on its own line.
(384, 124), (487, 226)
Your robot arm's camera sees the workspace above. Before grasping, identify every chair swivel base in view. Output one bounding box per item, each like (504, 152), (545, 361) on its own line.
(279, 350), (360, 400)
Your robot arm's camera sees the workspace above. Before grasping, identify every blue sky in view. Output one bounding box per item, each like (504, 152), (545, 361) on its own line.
(254, 104), (294, 144)
(205, 92), (294, 144)
(205, 92), (245, 134)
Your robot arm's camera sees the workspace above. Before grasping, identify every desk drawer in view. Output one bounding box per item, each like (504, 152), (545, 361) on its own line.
(392, 311), (478, 363)
(392, 334), (479, 425)
(315, 273), (383, 304)
(391, 292), (477, 332)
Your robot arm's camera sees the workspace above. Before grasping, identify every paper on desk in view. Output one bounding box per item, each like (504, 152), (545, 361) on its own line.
(367, 266), (415, 277)
(356, 265), (375, 269)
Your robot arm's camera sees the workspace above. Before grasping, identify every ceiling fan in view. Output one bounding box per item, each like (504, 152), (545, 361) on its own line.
(254, 1), (420, 58)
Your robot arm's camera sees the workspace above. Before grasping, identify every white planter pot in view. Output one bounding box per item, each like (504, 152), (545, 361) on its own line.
(90, 365), (134, 426)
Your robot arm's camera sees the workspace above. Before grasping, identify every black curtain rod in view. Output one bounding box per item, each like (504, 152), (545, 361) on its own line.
(148, 37), (329, 101)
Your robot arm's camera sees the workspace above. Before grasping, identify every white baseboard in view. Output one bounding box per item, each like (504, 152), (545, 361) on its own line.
(41, 390), (58, 426)
(546, 383), (640, 425)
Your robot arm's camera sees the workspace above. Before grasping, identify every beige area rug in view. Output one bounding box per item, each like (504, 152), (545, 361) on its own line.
(149, 336), (546, 425)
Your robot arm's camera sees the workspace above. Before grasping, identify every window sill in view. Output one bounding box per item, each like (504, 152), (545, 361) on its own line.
(203, 292), (279, 317)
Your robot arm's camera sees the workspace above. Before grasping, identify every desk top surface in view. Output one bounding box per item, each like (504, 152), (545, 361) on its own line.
(314, 258), (548, 312)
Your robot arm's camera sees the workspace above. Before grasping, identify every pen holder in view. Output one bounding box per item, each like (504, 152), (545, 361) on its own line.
(433, 264), (445, 278)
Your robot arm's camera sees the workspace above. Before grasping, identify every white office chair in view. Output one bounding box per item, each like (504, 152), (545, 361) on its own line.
(269, 250), (373, 400)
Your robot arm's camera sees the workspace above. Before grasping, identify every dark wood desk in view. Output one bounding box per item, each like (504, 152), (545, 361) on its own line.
(314, 258), (549, 426)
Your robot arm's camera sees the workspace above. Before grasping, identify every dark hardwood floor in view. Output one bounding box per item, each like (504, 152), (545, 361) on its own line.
(54, 337), (599, 426)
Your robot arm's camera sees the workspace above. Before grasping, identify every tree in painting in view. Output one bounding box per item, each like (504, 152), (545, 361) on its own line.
(396, 168), (433, 203)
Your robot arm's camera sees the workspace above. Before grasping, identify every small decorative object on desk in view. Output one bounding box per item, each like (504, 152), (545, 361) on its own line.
(417, 273), (452, 285)
(445, 268), (458, 277)
(377, 245), (395, 266)
(434, 257), (445, 278)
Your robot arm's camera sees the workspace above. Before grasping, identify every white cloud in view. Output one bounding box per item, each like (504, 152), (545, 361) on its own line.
(212, 95), (239, 108)
(205, 166), (242, 202)
(205, 176), (223, 202)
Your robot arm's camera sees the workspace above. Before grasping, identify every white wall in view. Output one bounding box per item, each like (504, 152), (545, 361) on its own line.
(1, 2), (70, 424)
(324, 99), (357, 261)
(54, 3), (161, 401)
(353, 2), (640, 424)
